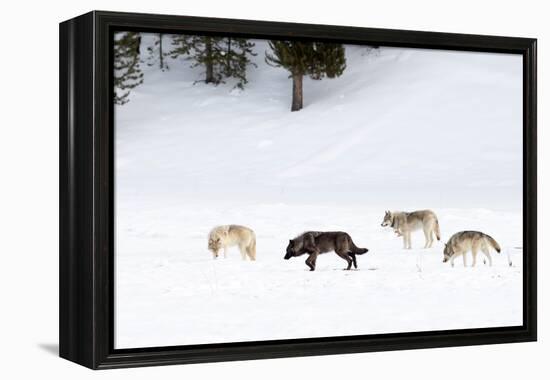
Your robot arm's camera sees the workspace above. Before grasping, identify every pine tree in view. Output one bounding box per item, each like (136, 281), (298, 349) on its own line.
(169, 34), (194, 58)
(169, 35), (223, 84)
(146, 33), (168, 71)
(113, 32), (144, 105)
(169, 35), (256, 88)
(265, 41), (346, 111)
(221, 38), (257, 89)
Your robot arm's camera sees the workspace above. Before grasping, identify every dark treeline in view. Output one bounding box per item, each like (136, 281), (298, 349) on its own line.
(114, 32), (355, 111)
(114, 32), (144, 105)
(169, 35), (257, 88)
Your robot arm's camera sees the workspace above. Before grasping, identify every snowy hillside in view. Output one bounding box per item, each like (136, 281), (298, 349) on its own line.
(116, 38), (522, 208)
(115, 35), (523, 348)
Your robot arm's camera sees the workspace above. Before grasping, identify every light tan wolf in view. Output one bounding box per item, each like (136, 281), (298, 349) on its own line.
(381, 210), (441, 249)
(443, 231), (501, 267)
(207, 225), (256, 260)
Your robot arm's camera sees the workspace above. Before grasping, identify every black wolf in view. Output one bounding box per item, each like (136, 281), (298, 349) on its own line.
(284, 231), (368, 271)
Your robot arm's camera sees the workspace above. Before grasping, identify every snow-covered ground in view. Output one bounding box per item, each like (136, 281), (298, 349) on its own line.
(115, 35), (523, 348)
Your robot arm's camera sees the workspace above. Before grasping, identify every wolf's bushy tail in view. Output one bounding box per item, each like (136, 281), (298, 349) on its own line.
(349, 238), (368, 255)
(484, 234), (501, 253)
(434, 219), (441, 241)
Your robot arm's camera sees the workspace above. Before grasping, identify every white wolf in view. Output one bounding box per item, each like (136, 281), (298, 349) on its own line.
(381, 210), (441, 249)
(207, 225), (256, 260)
(443, 230), (502, 267)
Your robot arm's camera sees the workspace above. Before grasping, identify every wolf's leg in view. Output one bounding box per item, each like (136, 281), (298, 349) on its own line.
(305, 257), (314, 271)
(450, 254), (456, 267)
(403, 232), (411, 249)
(247, 238), (257, 261)
(345, 256), (353, 270)
(212, 251), (218, 260)
(246, 246), (256, 261)
(423, 228), (430, 249)
(350, 252), (358, 269)
(462, 253), (467, 267)
(305, 253), (317, 271)
(223, 247), (228, 259)
(336, 250), (353, 270)
(481, 247), (492, 266)
(238, 245), (247, 260)
(471, 249), (478, 267)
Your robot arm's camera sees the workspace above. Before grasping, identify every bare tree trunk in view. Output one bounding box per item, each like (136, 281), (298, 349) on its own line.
(135, 35), (142, 55)
(205, 38), (214, 83)
(226, 37), (231, 71)
(159, 33), (164, 70)
(291, 73), (303, 111)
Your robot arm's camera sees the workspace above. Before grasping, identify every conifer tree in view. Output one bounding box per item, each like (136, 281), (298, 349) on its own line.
(113, 32), (144, 105)
(146, 33), (168, 71)
(221, 38), (257, 89)
(170, 35), (256, 88)
(169, 35), (223, 84)
(168, 34), (194, 58)
(265, 41), (346, 111)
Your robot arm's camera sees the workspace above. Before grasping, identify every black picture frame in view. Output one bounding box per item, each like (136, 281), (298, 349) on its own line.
(59, 10), (537, 370)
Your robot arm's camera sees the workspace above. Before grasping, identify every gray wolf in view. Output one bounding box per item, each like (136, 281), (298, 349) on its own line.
(443, 231), (501, 267)
(207, 225), (256, 260)
(381, 210), (441, 249)
(284, 231), (368, 271)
